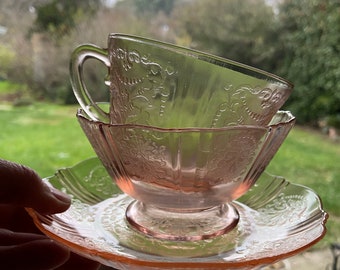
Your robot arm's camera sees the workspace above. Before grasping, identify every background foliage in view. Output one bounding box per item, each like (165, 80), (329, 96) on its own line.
(0, 0), (339, 127)
(172, 0), (279, 70)
(278, 0), (340, 125)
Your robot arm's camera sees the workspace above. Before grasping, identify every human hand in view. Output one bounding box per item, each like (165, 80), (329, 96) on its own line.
(0, 159), (100, 270)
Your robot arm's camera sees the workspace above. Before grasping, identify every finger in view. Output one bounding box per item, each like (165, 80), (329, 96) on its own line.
(0, 159), (71, 214)
(0, 205), (42, 233)
(0, 229), (46, 245)
(0, 230), (100, 270)
(0, 238), (70, 270)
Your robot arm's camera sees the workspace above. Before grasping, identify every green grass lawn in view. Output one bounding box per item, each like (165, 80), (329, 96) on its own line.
(0, 102), (339, 248)
(0, 103), (96, 176)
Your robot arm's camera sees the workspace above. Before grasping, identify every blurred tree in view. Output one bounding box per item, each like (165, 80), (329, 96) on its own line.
(171, 0), (279, 71)
(0, 0), (36, 92)
(24, 0), (103, 102)
(113, 0), (176, 41)
(0, 45), (16, 79)
(27, 0), (153, 104)
(32, 0), (100, 40)
(277, 0), (340, 125)
(133, 0), (175, 15)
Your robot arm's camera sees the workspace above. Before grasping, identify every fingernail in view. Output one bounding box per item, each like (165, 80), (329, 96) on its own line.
(50, 188), (71, 204)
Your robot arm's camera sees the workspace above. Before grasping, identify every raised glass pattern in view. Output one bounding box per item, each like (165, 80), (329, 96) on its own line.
(76, 109), (295, 240)
(70, 34), (293, 126)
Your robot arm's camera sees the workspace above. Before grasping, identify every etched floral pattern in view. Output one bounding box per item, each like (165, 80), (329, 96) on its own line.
(77, 110), (295, 210)
(212, 85), (290, 127)
(107, 45), (291, 128)
(107, 125), (266, 195)
(109, 46), (177, 125)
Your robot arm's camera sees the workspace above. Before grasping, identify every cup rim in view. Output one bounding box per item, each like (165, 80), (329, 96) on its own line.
(108, 33), (294, 89)
(77, 108), (295, 132)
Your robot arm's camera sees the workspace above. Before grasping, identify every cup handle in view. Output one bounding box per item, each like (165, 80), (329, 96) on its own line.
(70, 44), (110, 122)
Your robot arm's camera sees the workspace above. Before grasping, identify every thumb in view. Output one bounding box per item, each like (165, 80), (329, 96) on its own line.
(0, 159), (71, 214)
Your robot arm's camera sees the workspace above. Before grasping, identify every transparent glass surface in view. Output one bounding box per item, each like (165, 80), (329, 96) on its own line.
(27, 157), (327, 270)
(70, 34), (293, 126)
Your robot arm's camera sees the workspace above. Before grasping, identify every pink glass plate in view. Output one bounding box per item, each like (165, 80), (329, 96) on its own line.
(27, 158), (328, 270)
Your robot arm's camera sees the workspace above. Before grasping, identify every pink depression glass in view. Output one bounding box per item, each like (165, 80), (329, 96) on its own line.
(70, 34), (295, 242)
(77, 109), (295, 241)
(70, 34), (293, 127)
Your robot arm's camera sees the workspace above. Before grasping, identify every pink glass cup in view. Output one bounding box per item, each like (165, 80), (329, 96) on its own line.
(70, 34), (293, 127)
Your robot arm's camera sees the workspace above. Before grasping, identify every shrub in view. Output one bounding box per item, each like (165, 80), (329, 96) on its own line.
(0, 45), (15, 79)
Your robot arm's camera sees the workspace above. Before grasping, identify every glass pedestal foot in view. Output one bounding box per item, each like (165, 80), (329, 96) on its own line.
(125, 200), (240, 241)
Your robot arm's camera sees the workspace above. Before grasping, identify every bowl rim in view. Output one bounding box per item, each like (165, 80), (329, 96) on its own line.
(77, 108), (296, 132)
